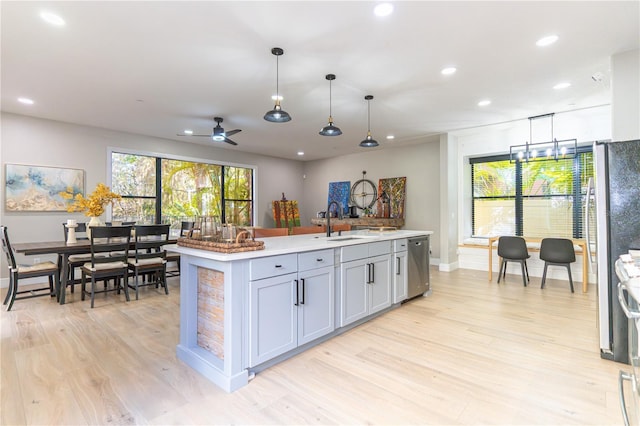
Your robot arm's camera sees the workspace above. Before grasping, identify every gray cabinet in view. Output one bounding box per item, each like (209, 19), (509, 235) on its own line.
(297, 265), (334, 345)
(339, 241), (392, 327)
(249, 250), (334, 367)
(249, 271), (298, 366)
(393, 239), (408, 303)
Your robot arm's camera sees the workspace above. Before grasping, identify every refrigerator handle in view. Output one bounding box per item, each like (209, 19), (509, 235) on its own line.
(618, 282), (640, 319)
(619, 370), (633, 426)
(585, 177), (595, 271)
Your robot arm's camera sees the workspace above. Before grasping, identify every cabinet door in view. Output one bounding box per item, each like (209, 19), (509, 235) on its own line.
(393, 250), (408, 303)
(298, 266), (335, 345)
(249, 272), (297, 366)
(369, 254), (392, 315)
(340, 258), (368, 327)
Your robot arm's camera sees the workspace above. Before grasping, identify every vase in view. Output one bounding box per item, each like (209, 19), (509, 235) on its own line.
(86, 216), (102, 239)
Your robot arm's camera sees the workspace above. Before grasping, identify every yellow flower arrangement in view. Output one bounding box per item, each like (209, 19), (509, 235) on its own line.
(59, 183), (121, 217)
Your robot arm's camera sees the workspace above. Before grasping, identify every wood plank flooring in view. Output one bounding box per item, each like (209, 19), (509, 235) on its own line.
(1, 268), (626, 425)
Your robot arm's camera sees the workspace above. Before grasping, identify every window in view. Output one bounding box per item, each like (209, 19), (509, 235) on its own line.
(471, 149), (593, 238)
(111, 152), (254, 228)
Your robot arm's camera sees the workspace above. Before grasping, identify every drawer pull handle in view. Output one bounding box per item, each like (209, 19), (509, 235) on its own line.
(275, 264), (282, 268)
(316, 258), (323, 262)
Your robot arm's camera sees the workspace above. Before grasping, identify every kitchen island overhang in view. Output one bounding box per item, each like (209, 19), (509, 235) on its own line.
(170, 230), (433, 392)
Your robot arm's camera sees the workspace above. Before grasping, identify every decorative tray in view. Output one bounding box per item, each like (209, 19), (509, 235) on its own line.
(177, 232), (264, 253)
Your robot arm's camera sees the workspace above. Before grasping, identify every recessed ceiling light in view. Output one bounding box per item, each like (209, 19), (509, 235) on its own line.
(553, 82), (571, 90)
(441, 67), (457, 75)
(183, 130), (193, 135)
(271, 95), (283, 101)
(478, 99), (491, 107)
(374, 3), (394, 17)
(40, 11), (65, 26)
(18, 97), (34, 105)
(386, 135), (395, 140)
(536, 35), (558, 47)
(297, 151), (304, 156)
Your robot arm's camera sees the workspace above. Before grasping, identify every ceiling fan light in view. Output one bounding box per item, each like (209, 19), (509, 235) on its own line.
(212, 134), (225, 141)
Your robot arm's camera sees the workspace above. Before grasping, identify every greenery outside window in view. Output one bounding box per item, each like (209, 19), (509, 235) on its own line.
(111, 152), (254, 229)
(471, 149), (593, 239)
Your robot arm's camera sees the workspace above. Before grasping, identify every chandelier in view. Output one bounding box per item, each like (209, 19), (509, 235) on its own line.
(510, 113), (577, 162)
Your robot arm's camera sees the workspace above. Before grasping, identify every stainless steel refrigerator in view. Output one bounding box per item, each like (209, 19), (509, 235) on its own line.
(587, 139), (640, 363)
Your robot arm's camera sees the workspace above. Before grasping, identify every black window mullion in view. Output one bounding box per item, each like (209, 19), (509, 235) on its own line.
(471, 164), (476, 236)
(572, 154), (582, 239)
(515, 161), (523, 236)
(155, 157), (162, 224)
(221, 166), (226, 223)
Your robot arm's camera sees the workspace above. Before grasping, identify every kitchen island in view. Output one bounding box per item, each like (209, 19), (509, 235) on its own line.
(170, 229), (432, 392)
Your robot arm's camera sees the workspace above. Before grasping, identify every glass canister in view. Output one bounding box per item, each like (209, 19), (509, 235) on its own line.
(222, 223), (236, 242)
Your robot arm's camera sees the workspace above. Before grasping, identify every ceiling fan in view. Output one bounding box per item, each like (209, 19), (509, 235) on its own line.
(177, 117), (242, 146)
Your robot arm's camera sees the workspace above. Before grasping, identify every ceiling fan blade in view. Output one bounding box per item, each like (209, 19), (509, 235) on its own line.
(223, 138), (238, 146)
(177, 133), (214, 137)
(226, 129), (242, 137)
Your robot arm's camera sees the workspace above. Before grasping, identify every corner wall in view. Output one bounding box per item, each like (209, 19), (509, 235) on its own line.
(0, 113), (305, 281)
(301, 138), (441, 261)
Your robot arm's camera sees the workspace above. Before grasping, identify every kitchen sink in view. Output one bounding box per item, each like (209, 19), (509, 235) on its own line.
(325, 237), (362, 242)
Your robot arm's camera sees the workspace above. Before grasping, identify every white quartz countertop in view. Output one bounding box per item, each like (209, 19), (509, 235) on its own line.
(168, 229), (433, 261)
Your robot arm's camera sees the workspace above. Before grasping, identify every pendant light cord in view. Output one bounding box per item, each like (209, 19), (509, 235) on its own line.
(275, 55), (279, 100)
(329, 79), (332, 118)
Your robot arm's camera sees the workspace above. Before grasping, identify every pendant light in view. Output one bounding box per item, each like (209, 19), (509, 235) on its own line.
(264, 47), (291, 123)
(359, 95), (379, 147)
(319, 74), (342, 136)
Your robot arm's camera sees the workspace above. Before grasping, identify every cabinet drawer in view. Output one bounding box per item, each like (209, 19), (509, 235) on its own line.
(340, 244), (369, 263)
(394, 238), (408, 252)
(368, 241), (391, 257)
(298, 249), (334, 271)
(250, 254), (297, 281)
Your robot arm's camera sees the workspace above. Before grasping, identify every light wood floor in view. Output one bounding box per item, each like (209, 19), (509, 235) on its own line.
(1, 268), (626, 425)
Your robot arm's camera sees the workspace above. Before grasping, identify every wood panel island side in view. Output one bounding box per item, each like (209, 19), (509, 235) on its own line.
(169, 229), (432, 392)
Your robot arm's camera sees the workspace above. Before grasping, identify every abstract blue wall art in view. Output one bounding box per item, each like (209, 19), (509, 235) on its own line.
(327, 181), (350, 216)
(5, 164), (84, 211)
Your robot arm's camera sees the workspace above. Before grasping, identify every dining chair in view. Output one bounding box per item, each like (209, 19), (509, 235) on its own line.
(253, 227), (289, 237)
(540, 238), (576, 293)
(166, 221), (194, 277)
(290, 225), (326, 235)
(128, 224), (170, 300)
(497, 236), (530, 286)
(80, 226), (132, 308)
(1, 226), (59, 311)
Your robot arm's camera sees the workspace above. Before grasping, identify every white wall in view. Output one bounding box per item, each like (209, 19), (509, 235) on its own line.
(452, 105), (612, 244)
(301, 138), (441, 260)
(612, 49), (640, 140)
(0, 112), (305, 280)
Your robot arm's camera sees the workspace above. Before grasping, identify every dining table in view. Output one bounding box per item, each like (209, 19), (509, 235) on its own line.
(13, 239), (177, 305)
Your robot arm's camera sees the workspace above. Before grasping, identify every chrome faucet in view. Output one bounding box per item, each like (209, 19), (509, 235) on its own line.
(326, 201), (343, 236)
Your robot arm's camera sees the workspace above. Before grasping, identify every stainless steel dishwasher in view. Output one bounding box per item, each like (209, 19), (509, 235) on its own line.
(407, 235), (430, 299)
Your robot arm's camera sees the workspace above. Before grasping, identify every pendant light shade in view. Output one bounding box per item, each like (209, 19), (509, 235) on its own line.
(264, 47), (292, 123)
(359, 95), (379, 148)
(319, 74), (342, 136)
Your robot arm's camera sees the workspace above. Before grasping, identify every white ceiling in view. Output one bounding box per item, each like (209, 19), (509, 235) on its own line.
(2, 1), (638, 161)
